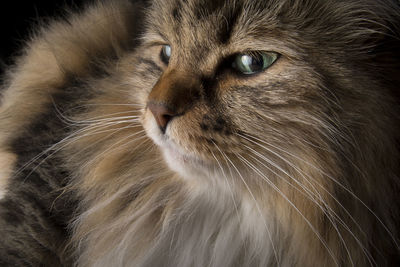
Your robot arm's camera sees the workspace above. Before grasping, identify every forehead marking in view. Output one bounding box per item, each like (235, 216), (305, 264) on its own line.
(171, 0), (243, 45)
(217, 2), (243, 44)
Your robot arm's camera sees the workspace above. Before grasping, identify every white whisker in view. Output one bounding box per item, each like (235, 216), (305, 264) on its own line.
(243, 151), (373, 267)
(238, 132), (399, 250)
(235, 153), (339, 267)
(210, 144), (246, 259)
(237, 133), (376, 265)
(82, 130), (147, 169)
(219, 150), (281, 267)
(16, 116), (141, 184)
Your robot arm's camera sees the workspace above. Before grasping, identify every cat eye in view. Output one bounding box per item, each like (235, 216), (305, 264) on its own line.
(232, 52), (278, 75)
(160, 45), (172, 64)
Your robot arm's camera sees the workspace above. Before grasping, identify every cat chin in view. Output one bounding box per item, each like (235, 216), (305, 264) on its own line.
(143, 116), (212, 179)
(153, 136), (213, 179)
(161, 144), (212, 179)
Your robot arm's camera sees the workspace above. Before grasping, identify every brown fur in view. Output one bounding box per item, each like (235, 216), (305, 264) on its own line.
(0, 0), (399, 266)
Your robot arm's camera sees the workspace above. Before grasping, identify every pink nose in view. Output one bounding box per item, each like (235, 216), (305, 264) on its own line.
(148, 102), (176, 132)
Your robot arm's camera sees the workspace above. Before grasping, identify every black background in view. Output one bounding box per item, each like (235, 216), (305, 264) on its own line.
(0, 0), (85, 73)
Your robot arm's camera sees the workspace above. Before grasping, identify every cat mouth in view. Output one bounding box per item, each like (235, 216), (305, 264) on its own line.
(143, 111), (212, 176)
(149, 127), (212, 175)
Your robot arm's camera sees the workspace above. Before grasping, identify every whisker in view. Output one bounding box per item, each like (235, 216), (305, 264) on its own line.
(22, 124), (139, 184)
(244, 151), (375, 266)
(52, 96), (142, 124)
(219, 150), (281, 267)
(241, 136), (357, 222)
(238, 132), (399, 250)
(210, 144), (246, 260)
(234, 152), (339, 267)
(12, 115), (140, 177)
(60, 114), (141, 126)
(78, 103), (144, 107)
(81, 130), (147, 169)
(237, 133), (377, 265)
(17, 119), (141, 183)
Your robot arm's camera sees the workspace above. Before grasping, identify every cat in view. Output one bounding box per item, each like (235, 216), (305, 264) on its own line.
(0, 0), (399, 266)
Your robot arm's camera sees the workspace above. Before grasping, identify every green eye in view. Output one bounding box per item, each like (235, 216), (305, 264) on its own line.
(232, 52), (278, 75)
(160, 45), (172, 64)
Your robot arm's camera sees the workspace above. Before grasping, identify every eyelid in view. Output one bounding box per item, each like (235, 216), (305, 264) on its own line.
(143, 41), (170, 48)
(142, 30), (170, 45)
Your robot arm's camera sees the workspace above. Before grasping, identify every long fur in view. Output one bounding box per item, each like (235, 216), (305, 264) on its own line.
(0, 0), (399, 266)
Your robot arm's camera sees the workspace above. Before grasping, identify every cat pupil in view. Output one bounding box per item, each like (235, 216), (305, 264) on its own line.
(233, 52), (278, 75)
(160, 45), (171, 64)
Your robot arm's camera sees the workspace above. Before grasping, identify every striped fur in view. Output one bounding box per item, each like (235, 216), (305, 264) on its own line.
(0, 0), (399, 266)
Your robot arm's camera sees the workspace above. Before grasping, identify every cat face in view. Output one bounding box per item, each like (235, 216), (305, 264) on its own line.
(134, 0), (348, 182)
(109, 0), (398, 202)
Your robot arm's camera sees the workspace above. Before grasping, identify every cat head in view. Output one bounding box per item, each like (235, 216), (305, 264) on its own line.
(125, 0), (400, 189)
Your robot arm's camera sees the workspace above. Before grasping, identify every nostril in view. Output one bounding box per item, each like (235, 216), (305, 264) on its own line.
(148, 102), (176, 132)
(162, 114), (173, 123)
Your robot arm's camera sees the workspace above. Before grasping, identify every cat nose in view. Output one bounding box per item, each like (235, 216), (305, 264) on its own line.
(148, 102), (176, 132)
(147, 69), (201, 133)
